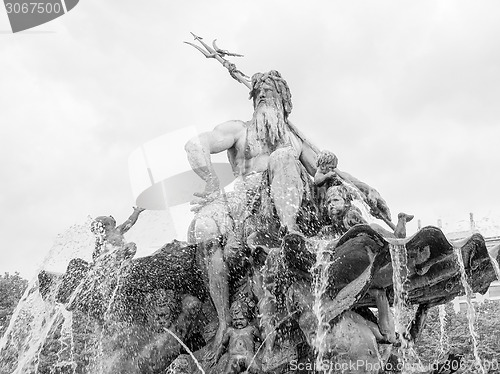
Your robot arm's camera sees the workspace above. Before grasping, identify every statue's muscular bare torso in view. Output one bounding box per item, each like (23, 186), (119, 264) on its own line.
(224, 120), (303, 177)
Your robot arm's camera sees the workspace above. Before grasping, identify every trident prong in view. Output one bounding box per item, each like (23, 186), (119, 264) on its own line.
(185, 32), (251, 88)
(212, 39), (244, 58)
(190, 31), (202, 41)
(183, 41), (217, 58)
(189, 32), (218, 57)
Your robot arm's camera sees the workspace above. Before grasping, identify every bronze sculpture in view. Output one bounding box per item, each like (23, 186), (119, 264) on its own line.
(24, 35), (500, 374)
(215, 300), (262, 374)
(185, 68), (391, 359)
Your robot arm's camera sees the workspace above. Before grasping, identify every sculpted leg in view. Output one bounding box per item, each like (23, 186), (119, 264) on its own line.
(204, 240), (230, 346)
(268, 147), (303, 232)
(370, 288), (396, 343)
(253, 248), (282, 359)
(192, 219), (230, 348)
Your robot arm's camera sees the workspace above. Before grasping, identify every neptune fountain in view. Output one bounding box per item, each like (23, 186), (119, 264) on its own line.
(1, 35), (499, 374)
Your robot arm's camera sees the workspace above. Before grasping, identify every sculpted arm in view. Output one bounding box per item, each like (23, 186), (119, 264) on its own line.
(185, 120), (244, 195)
(298, 141), (318, 177)
(117, 207), (145, 234)
(335, 169), (392, 221)
(314, 169), (337, 187)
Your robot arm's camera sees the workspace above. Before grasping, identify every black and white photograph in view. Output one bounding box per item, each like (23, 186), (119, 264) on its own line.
(1, 1), (499, 373)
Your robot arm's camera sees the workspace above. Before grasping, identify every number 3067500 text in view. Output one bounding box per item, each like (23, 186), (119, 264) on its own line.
(5, 2), (63, 14)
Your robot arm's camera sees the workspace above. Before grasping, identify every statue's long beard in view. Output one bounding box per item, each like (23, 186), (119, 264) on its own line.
(249, 99), (287, 148)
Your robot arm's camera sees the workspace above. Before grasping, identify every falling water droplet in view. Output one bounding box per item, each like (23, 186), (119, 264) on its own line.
(438, 304), (448, 357)
(311, 238), (333, 373)
(454, 245), (486, 374)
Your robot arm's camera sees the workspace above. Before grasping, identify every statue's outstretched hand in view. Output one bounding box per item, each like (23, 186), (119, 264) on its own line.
(190, 190), (220, 213)
(367, 189), (391, 221)
(133, 206), (145, 213)
(190, 178), (222, 212)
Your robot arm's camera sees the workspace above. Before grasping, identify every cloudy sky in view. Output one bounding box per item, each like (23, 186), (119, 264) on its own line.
(1, 1), (499, 278)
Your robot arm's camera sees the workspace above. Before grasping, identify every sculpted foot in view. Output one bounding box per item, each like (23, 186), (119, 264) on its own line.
(398, 212), (414, 223)
(394, 212), (414, 238)
(369, 288), (397, 344)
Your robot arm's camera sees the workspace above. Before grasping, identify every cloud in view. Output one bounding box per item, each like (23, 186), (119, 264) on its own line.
(1, 0), (499, 277)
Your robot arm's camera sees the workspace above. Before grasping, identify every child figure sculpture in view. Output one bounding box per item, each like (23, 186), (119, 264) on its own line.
(322, 184), (413, 239)
(314, 149), (340, 189)
(216, 300), (262, 374)
(321, 185), (366, 237)
(90, 206), (145, 262)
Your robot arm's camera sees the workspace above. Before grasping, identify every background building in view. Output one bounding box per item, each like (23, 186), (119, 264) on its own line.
(442, 214), (500, 311)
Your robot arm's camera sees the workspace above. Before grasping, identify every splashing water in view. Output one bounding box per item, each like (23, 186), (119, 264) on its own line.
(1, 296), (65, 374)
(42, 218), (96, 272)
(1, 215), (217, 373)
(0, 279), (41, 355)
(453, 245), (486, 374)
(52, 308), (77, 374)
(310, 238), (333, 372)
(162, 327), (205, 374)
(0, 268), (67, 373)
(0, 219), (128, 374)
(488, 252), (500, 281)
(0, 219), (94, 350)
(388, 243), (409, 346)
(438, 305), (448, 357)
(247, 310), (299, 372)
(388, 241), (423, 373)
(93, 260), (128, 373)
(0, 220), (95, 373)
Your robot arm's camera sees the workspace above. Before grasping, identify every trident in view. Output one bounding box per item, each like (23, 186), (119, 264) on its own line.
(184, 32), (322, 157)
(184, 32), (251, 88)
(184, 33), (394, 229)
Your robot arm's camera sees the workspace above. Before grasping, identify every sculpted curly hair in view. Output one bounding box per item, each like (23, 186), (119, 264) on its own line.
(326, 185), (353, 205)
(230, 299), (250, 319)
(317, 150), (338, 170)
